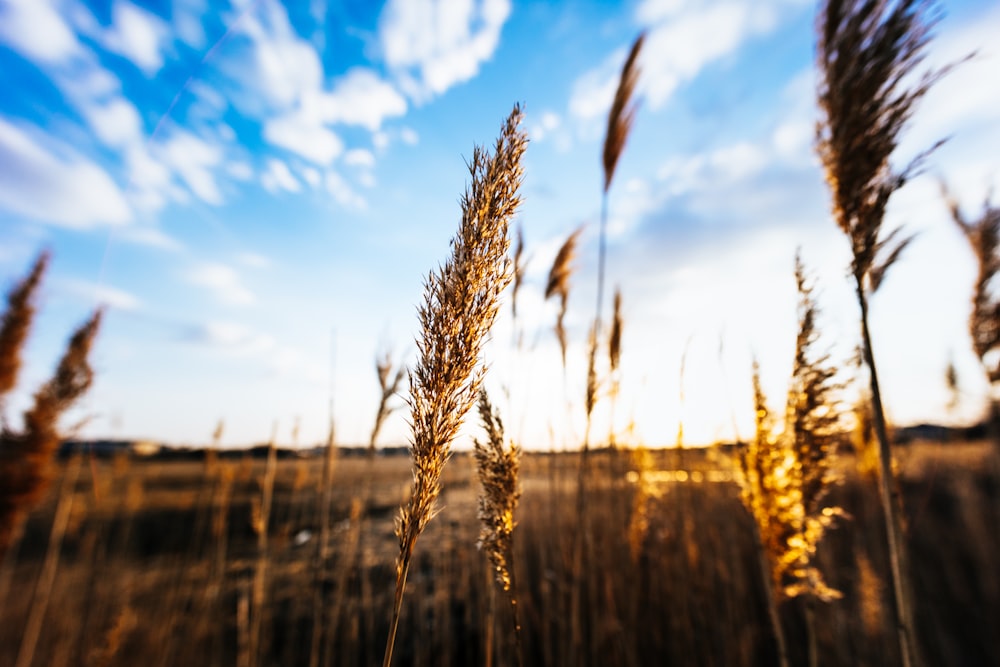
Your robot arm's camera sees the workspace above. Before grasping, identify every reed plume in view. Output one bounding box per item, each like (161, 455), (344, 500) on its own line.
(369, 347), (407, 453)
(785, 254), (843, 526)
(603, 32), (644, 196)
(943, 185), (1000, 383)
(545, 226), (583, 370)
(816, 2), (953, 663)
(608, 288), (623, 447)
(511, 225), (526, 322)
(587, 31), (642, 456)
(0, 308), (102, 557)
(474, 389), (523, 666)
(384, 104), (526, 667)
(596, 32), (643, 325)
(0, 252), (48, 411)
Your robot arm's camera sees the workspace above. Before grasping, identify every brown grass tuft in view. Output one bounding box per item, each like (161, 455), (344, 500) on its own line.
(0, 252), (49, 407)
(384, 104), (526, 667)
(0, 308), (102, 556)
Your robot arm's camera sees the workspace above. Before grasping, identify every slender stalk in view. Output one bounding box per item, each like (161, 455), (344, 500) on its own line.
(750, 515), (791, 667)
(857, 283), (918, 667)
(15, 456), (82, 667)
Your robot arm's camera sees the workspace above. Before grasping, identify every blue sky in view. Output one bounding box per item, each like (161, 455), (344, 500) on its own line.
(0, 0), (998, 448)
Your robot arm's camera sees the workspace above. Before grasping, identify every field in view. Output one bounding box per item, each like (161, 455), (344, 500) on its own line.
(1, 441), (997, 667)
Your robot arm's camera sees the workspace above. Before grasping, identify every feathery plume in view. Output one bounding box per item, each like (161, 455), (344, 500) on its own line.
(545, 226), (583, 369)
(944, 184), (1000, 383)
(816, 3), (955, 663)
(384, 104), (526, 667)
(608, 288), (622, 374)
(369, 347), (407, 452)
(0, 309), (102, 555)
(0, 252), (49, 407)
(474, 389), (521, 597)
(511, 224), (526, 322)
(603, 33), (645, 194)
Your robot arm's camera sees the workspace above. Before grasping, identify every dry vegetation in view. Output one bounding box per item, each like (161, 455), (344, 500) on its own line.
(0, 445), (997, 667)
(2, 2), (999, 666)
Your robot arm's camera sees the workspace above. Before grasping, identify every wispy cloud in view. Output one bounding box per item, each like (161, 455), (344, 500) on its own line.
(225, 0), (405, 166)
(0, 118), (131, 228)
(636, 0), (809, 109)
(59, 278), (142, 311)
(157, 129), (225, 205)
(343, 148), (376, 169)
(118, 226), (184, 251)
(263, 110), (344, 165)
(96, 0), (171, 75)
(261, 158), (301, 194)
(0, 0), (82, 64)
(378, 0), (511, 101)
(569, 0), (809, 132)
(325, 171), (367, 210)
(185, 262), (255, 305)
(182, 319), (324, 382)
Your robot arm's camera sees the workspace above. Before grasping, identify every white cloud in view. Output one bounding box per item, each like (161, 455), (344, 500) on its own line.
(261, 158), (301, 193)
(174, 0), (207, 49)
(378, 0), (511, 100)
(302, 167), (321, 188)
(530, 110), (561, 142)
(568, 0), (808, 127)
(264, 110), (344, 164)
(400, 127), (419, 145)
(158, 130), (224, 204)
(186, 262), (255, 305)
(343, 148), (376, 169)
(83, 98), (143, 149)
(636, 1), (806, 110)
(238, 252), (272, 269)
(325, 171), (367, 210)
(0, 118), (131, 227)
(100, 1), (170, 75)
(227, 161), (254, 181)
(60, 279), (142, 311)
(319, 68), (407, 130)
(0, 0), (81, 64)
(118, 226), (184, 251)
(568, 50), (623, 123)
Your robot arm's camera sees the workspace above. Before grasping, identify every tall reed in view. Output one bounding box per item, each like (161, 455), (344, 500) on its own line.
(545, 226), (583, 372)
(943, 186), (1000, 387)
(815, 2), (954, 663)
(369, 347), (407, 454)
(0, 252), (48, 411)
(383, 104), (526, 667)
(474, 389), (522, 667)
(0, 306), (102, 558)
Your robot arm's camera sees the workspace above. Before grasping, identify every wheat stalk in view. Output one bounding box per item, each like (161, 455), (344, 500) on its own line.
(383, 104), (526, 667)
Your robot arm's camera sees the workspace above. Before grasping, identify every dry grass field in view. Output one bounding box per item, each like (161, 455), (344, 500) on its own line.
(0, 441), (997, 667)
